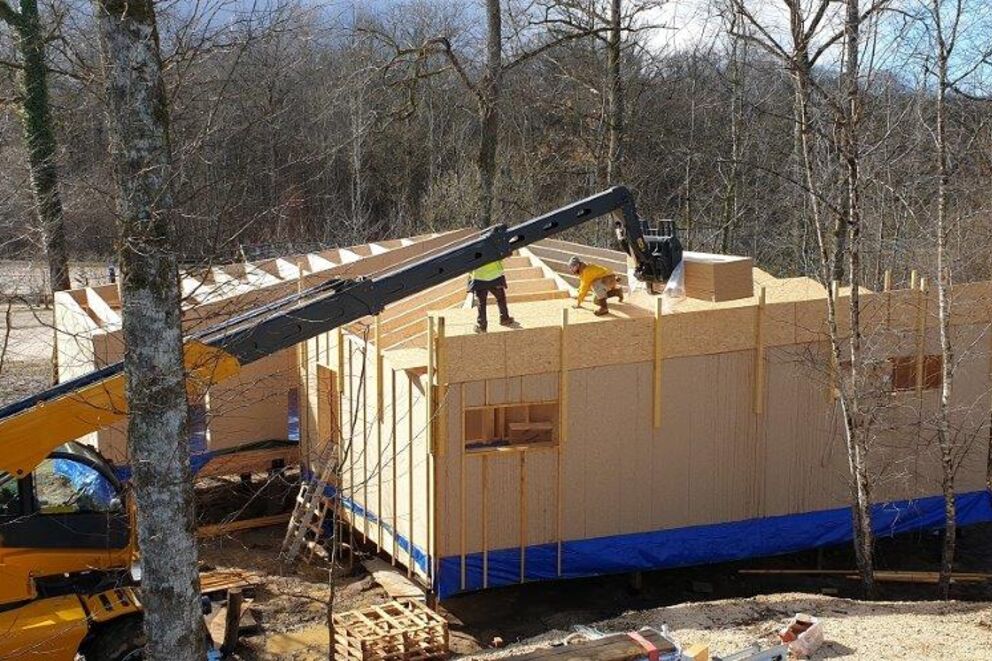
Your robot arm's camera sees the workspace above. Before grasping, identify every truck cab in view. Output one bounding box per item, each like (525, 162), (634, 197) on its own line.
(0, 442), (142, 660)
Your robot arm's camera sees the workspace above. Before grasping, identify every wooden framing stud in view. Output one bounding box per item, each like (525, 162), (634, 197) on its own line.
(391, 370), (398, 566)
(426, 315), (435, 584)
(753, 286), (766, 415)
(883, 269), (892, 292)
(482, 455), (489, 589)
(653, 296), (663, 428)
(556, 307), (568, 577)
(519, 452), (527, 583)
(375, 315), (384, 551)
(459, 382), (467, 591)
(915, 277), (928, 395)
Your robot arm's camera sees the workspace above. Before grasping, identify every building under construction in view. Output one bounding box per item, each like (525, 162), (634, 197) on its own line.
(56, 230), (992, 599)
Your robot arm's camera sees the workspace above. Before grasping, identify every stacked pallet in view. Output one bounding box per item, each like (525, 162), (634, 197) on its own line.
(333, 599), (449, 660)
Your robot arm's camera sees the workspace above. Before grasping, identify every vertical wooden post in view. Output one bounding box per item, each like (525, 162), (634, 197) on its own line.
(883, 269), (893, 327)
(827, 281), (839, 402)
(432, 317), (445, 585)
(426, 315), (435, 584)
(753, 286), (767, 415)
(407, 379), (414, 579)
(519, 452), (527, 583)
(557, 308), (568, 577)
(435, 318), (446, 458)
(653, 296), (663, 428)
(482, 455), (489, 589)
(391, 370), (398, 565)
(221, 588), (243, 655)
(375, 316), (383, 551)
(459, 383), (467, 590)
(910, 269), (919, 291)
(345, 338), (354, 569)
(916, 277), (928, 395)
(362, 334), (369, 543)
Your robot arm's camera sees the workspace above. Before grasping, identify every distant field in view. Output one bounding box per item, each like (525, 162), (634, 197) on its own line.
(0, 303), (54, 406)
(0, 260), (111, 300)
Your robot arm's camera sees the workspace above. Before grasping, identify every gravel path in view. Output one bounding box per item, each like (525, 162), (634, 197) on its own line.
(464, 592), (992, 660)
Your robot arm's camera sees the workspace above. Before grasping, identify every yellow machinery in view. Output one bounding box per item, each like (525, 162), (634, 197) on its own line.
(0, 343), (238, 660)
(0, 440), (144, 659)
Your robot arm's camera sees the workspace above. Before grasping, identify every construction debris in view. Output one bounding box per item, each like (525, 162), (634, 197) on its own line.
(332, 599), (449, 660)
(363, 558), (427, 601)
(777, 613), (823, 658)
(498, 627), (678, 660)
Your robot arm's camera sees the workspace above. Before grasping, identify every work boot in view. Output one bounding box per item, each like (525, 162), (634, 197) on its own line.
(608, 287), (624, 303)
(499, 316), (516, 327)
(594, 299), (609, 316)
(474, 323), (487, 334)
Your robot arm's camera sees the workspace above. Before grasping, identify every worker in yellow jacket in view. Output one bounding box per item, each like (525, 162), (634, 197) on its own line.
(469, 260), (516, 333)
(568, 256), (623, 316)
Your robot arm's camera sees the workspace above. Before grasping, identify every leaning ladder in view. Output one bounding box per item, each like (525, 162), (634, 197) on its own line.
(281, 457), (336, 564)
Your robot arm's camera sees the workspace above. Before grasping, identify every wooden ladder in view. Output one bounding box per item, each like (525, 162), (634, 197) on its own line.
(280, 459), (336, 564)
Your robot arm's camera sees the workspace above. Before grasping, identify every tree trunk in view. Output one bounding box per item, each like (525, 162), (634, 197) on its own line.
(93, 1), (204, 658)
(841, 0), (876, 599)
(606, 0), (623, 185)
(721, 3), (744, 254)
(932, 0), (956, 601)
(476, 0), (502, 228)
(3, 0), (71, 295)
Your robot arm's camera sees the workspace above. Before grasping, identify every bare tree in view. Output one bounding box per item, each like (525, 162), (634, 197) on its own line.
(0, 0), (70, 298)
(606, 0), (623, 184)
(93, 0), (203, 657)
(730, 0), (891, 596)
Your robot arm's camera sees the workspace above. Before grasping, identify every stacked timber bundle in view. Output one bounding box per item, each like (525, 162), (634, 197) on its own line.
(332, 599), (449, 660)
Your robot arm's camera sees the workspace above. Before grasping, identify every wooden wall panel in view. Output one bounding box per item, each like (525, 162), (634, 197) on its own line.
(205, 349), (293, 451)
(761, 344), (846, 517)
(525, 450), (558, 546)
(564, 318), (653, 370)
(437, 382), (462, 558)
(485, 454), (522, 551)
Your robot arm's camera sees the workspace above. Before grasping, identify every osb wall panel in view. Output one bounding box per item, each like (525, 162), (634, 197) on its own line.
(440, 327), (561, 383)
(438, 282), (992, 385)
(209, 350), (293, 451)
(564, 318), (654, 370)
(662, 353), (763, 526)
(761, 344), (847, 517)
(661, 307), (756, 359)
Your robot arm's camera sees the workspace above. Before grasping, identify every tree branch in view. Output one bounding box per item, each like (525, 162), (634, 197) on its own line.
(504, 26), (611, 72)
(0, 0), (21, 29)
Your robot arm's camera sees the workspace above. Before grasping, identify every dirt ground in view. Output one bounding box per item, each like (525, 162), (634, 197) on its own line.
(202, 518), (992, 660)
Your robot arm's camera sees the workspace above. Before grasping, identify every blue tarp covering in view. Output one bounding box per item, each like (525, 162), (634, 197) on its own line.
(435, 489), (992, 598)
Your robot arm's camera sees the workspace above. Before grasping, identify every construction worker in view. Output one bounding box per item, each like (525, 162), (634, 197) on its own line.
(569, 256), (623, 316)
(469, 260), (515, 333)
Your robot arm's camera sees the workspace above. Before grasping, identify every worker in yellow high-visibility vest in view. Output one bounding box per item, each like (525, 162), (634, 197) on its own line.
(469, 260), (515, 333)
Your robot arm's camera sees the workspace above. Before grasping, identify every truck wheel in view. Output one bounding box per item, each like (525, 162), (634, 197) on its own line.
(84, 616), (145, 661)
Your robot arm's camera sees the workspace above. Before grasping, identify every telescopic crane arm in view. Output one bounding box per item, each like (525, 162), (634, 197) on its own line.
(0, 186), (681, 474)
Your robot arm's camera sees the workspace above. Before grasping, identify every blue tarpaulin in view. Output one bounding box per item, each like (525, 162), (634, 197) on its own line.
(435, 489), (992, 598)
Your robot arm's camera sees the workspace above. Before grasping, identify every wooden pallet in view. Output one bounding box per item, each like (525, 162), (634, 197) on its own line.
(332, 599), (448, 660)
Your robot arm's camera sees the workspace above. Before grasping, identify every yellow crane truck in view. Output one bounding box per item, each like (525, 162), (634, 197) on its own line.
(0, 187), (682, 659)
